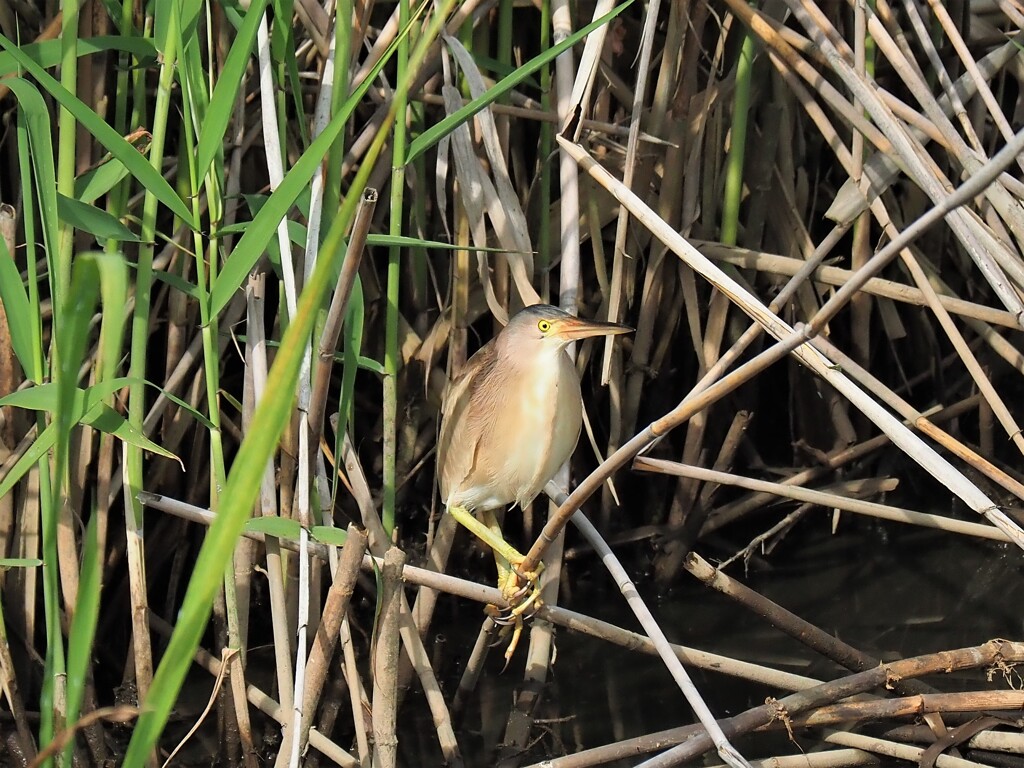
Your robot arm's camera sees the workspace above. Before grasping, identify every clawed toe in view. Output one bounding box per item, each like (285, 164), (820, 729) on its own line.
(481, 565), (546, 666)
(488, 601), (539, 626)
(508, 579), (536, 604)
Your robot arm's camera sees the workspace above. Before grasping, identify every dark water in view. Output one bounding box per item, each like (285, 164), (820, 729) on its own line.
(412, 513), (1024, 765)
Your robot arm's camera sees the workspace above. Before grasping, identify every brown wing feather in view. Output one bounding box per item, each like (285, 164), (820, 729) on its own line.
(437, 339), (499, 503)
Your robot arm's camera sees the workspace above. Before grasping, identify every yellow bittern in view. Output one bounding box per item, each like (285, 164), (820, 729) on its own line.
(438, 304), (632, 653)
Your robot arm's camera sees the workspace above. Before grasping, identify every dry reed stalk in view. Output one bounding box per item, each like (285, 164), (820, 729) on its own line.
(709, 751), (878, 768)
(788, 690), (1024, 728)
(307, 188), (376, 448)
(340, 615), (372, 767)
(695, 240), (1022, 328)
(147, 614), (359, 767)
(638, 458), (1010, 542)
(885, 722), (1024, 756)
(120, 441), (155, 759)
(450, 616), (500, 720)
(371, 547), (404, 768)
(540, 640), (1024, 768)
(143, 490), (824, 694)
(287, 526), (367, 761)
(243, 274), (295, 718)
(821, 729), (991, 768)
(849, 0), (872, 371)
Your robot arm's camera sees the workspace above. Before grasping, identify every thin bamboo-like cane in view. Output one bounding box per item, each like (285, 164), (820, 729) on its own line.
(141, 490), (819, 692)
(243, 274), (295, 719)
(371, 547), (405, 768)
(540, 131), (1024, 563)
(631, 641), (1024, 768)
(822, 729), (991, 768)
(638, 458), (1011, 541)
(293, 527), (367, 759)
(147, 615), (359, 768)
(781, 0), (1024, 318)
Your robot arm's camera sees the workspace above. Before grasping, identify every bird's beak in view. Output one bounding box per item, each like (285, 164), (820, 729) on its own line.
(554, 316), (633, 340)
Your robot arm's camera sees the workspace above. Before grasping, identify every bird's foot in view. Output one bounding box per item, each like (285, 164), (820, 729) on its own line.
(498, 560), (544, 617)
(485, 562), (544, 666)
(484, 604), (538, 671)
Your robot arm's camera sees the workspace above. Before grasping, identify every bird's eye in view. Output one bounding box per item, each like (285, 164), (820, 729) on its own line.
(538, 320), (551, 333)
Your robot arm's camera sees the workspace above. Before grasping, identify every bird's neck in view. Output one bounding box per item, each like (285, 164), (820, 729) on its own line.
(497, 339), (570, 376)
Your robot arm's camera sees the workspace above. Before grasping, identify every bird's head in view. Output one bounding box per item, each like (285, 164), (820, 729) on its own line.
(500, 304), (633, 353)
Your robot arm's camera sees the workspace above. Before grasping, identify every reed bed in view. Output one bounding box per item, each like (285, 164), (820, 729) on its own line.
(0, 0), (1023, 765)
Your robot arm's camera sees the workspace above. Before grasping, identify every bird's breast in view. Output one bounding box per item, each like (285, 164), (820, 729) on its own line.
(441, 347), (584, 512)
(497, 350), (583, 507)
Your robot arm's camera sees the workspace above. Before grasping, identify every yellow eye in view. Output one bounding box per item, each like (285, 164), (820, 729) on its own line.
(538, 319), (551, 333)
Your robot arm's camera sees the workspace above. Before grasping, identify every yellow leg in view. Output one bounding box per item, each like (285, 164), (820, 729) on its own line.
(478, 508), (515, 595)
(447, 505), (544, 663)
(446, 504), (526, 568)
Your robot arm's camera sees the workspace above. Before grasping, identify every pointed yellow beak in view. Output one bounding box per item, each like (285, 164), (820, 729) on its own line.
(551, 315), (633, 341)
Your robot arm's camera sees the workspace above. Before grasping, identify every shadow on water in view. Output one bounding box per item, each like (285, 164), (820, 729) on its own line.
(409, 514), (1024, 765)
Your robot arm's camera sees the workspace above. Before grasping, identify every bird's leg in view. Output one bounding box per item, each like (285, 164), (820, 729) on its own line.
(445, 505), (527, 571)
(477, 508), (516, 597)
(445, 506), (543, 597)
(476, 508), (544, 611)
(478, 510), (535, 667)
(446, 505), (544, 661)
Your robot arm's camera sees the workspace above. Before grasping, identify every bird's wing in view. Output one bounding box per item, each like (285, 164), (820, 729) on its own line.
(437, 340), (498, 502)
(440, 353), (485, 418)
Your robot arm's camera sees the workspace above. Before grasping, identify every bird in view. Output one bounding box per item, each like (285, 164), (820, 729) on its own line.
(437, 304), (632, 656)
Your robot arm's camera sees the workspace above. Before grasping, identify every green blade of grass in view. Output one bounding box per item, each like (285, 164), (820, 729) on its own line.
(74, 156), (132, 204)
(56, 194), (140, 242)
(63, 513), (101, 759)
(0, 558), (43, 568)
(0, 37), (195, 225)
(122, 182), (355, 764)
(245, 516), (303, 539)
(81, 403), (179, 462)
(0, 423), (56, 499)
(208, 3), (424, 319)
(310, 526), (348, 546)
(194, 0), (271, 182)
(0, 36), (157, 76)
(0, 380), (182, 462)
(4, 79), (60, 295)
(365, 233), (523, 252)
(406, 0), (635, 164)
(0, 235), (40, 382)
